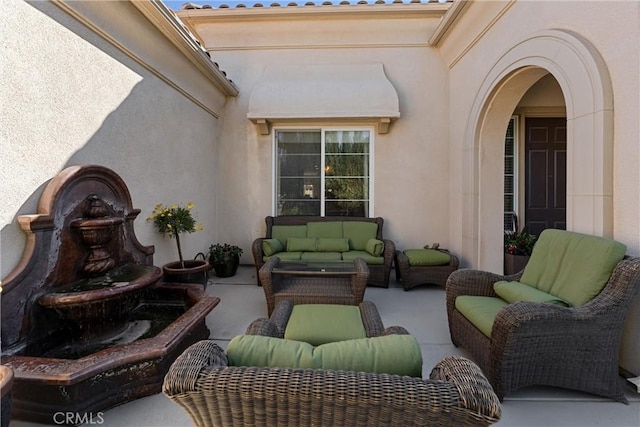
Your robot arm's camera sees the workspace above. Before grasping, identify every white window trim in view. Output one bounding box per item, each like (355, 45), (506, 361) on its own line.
(272, 126), (375, 217)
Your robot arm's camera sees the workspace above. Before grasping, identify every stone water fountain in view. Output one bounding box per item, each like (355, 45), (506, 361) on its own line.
(0, 164), (220, 424)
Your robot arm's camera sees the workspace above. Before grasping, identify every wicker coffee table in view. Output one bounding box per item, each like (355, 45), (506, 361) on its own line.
(258, 257), (370, 315)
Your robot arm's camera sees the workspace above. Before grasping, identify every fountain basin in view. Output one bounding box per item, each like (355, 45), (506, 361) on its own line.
(38, 264), (163, 338)
(3, 283), (219, 425)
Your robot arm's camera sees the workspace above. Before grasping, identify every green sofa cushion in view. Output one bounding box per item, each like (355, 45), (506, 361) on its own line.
(494, 281), (570, 306)
(264, 252), (302, 262)
(227, 334), (423, 377)
(455, 296), (509, 338)
(365, 238), (385, 257)
(262, 239), (284, 257)
(272, 225), (307, 248)
(520, 229), (626, 306)
(300, 252), (342, 261)
(307, 221), (343, 239)
(341, 251), (385, 265)
(342, 221), (379, 251)
(287, 237), (317, 252)
(284, 304), (367, 346)
(317, 237), (350, 252)
(404, 249), (451, 266)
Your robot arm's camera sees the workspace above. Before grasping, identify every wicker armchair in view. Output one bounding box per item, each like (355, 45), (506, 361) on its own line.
(163, 339), (502, 427)
(446, 256), (640, 402)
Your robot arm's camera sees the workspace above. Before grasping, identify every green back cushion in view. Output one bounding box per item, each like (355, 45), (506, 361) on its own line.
(317, 237), (350, 252)
(227, 334), (423, 377)
(521, 229), (626, 306)
(262, 239), (284, 256)
(287, 237), (317, 252)
(455, 296), (509, 338)
(343, 222), (379, 251)
(284, 304), (366, 346)
(272, 225), (307, 248)
(494, 281), (570, 306)
(404, 249), (451, 266)
(307, 222), (343, 238)
(365, 238), (385, 257)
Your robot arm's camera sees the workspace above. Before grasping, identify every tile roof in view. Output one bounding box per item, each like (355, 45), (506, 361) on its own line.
(181, 0), (450, 10)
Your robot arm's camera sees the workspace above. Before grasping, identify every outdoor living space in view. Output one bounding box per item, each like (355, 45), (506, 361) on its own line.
(10, 267), (638, 427)
(4, 0), (640, 426)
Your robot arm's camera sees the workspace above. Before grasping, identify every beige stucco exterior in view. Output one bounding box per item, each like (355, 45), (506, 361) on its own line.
(2, 0), (640, 373)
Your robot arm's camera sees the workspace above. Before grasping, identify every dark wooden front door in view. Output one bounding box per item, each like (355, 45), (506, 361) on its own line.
(524, 117), (567, 236)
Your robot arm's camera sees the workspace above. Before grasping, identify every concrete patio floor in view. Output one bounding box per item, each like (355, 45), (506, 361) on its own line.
(11, 266), (640, 427)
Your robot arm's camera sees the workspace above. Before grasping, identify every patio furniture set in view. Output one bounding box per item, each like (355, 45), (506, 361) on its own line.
(162, 218), (640, 427)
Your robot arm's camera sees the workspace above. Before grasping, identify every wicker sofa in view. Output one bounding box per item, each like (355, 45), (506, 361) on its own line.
(252, 216), (395, 287)
(164, 342), (502, 427)
(446, 229), (640, 402)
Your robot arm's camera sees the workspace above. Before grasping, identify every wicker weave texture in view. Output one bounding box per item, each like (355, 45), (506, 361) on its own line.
(446, 256), (640, 402)
(394, 249), (460, 291)
(259, 257), (369, 316)
(252, 216), (395, 288)
(162, 340), (502, 427)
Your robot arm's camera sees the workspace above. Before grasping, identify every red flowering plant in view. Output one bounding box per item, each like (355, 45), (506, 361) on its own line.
(504, 229), (537, 256)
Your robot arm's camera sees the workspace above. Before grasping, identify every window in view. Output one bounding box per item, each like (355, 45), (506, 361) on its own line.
(275, 128), (372, 217)
(504, 116), (518, 231)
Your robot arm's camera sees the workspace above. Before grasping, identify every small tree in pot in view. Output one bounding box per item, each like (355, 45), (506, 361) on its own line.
(147, 202), (208, 285)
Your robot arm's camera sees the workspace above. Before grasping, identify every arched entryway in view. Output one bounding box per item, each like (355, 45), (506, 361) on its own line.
(463, 29), (614, 272)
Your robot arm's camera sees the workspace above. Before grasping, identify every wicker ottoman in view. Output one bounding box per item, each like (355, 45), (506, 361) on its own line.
(395, 248), (459, 291)
(246, 299), (409, 340)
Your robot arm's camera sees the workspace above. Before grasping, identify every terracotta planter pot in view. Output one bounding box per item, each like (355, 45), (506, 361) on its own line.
(504, 253), (530, 275)
(163, 259), (209, 287)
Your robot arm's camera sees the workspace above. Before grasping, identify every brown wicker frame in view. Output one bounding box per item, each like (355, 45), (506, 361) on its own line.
(163, 340), (502, 427)
(446, 256), (640, 402)
(252, 216), (396, 288)
(259, 256), (369, 316)
(394, 249), (460, 291)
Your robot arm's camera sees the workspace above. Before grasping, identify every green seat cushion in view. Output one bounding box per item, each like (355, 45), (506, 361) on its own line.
(227, 334), (423, 377)
(494, 281), (570, 306)
(264, 252), (302, 262)
(307, 221), (343, 239)
(342, 251), (385, 265)
(287, 237), (318, 252)
(317, 237), (350, 252)
(455, 296), (509, 338)
(272, 225), (307, 248)
(404, 249), (451, 266)
(262, 239), (284, 256)
(343, 221), (379, 251)
(521, 229), (626, 306)
(300, 252), (342, 261)
(284, 304), (366, 346)
(365, 238), (385, 257)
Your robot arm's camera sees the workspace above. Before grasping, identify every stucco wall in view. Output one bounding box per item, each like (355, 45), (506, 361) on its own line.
(182, 8), (452, 254)
(0, 0), (228, 278)
(442, 0), (640, 375)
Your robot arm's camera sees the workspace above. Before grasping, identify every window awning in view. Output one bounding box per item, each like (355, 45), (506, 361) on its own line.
(247, 63), (400, 134)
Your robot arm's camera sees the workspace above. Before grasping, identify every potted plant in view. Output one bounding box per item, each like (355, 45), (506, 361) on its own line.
(207, 243), (243, 278)
(504, 228), (537, 275)
(147, 202), (209, 286)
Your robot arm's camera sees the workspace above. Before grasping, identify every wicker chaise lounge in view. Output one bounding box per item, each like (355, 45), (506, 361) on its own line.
(446, 229), (640, 402)
(163, 340), (502, 427)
